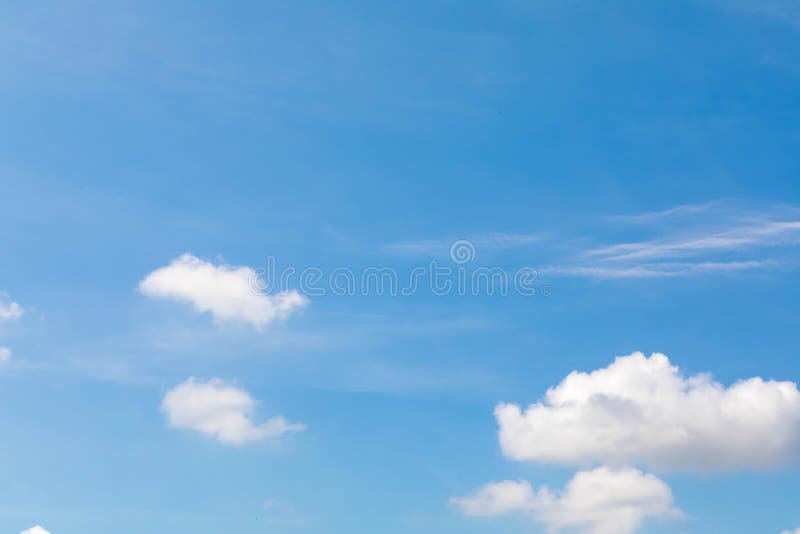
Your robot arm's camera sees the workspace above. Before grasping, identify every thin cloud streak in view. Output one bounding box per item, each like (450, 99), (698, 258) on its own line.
(383, 232), (544, 257)
(547, 205), (800, 279)
(585, 221), (800, 262)
(381, 202), (799, 280)
(714, 0), (800, 27)
(607, 200), (723, 223)
(543, 260), (772, 279)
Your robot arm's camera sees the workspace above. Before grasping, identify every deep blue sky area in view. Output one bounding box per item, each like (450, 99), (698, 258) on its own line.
(1, 1), (800, 533)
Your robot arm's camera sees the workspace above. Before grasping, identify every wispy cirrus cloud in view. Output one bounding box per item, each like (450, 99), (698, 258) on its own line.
(546, 201), (800, 279)
(383, 202), (800, 280)
(544, 260), (773, 279)
(711, 0), (800, 28)
(585, 220), (800, 263)
(606, 200), (724, 224)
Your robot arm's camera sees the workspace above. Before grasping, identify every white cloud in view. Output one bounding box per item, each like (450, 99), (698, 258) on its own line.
(0, 296), (23, 321)
(21, 527), (51, 534)
(0, 346), (11, 363)
(496, 352), (800, 472)
(139, 254), (308, 329)
(451, 466), (681, 534)
(161, 378), (305, 446)
(781, 529), (800, 534)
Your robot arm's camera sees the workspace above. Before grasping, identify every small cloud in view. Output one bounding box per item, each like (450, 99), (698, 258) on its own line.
(0, 346), (11, 363)
(451, 466), (681, 534)
(453, 479), (537, 517)
(139, 254), (308, 329)
(21, 526), (51, 534)
(0, 295), (23, 321)
(161, 378), (305, 446)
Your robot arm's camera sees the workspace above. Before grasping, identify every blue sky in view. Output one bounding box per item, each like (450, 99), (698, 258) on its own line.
(2, 1), (800, 533)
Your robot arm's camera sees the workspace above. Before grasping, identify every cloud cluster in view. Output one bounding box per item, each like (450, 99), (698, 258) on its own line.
(161, 378), (305, 446)
(451, 466), (680, 534)
(21, 527), (51, 534)
(139, 254), (307, 329)
(496, 352), (800, 472)
(456, 351), (800, 532)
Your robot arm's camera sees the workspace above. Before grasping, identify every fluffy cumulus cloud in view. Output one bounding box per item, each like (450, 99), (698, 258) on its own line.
(0, 295), (23, 321)
(21, 527), (51, 534)
(162, 378), (305, 445)
(451, 466), (681, 534)
(496, 352), (800, 472)
(139, 254), (307, 329)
